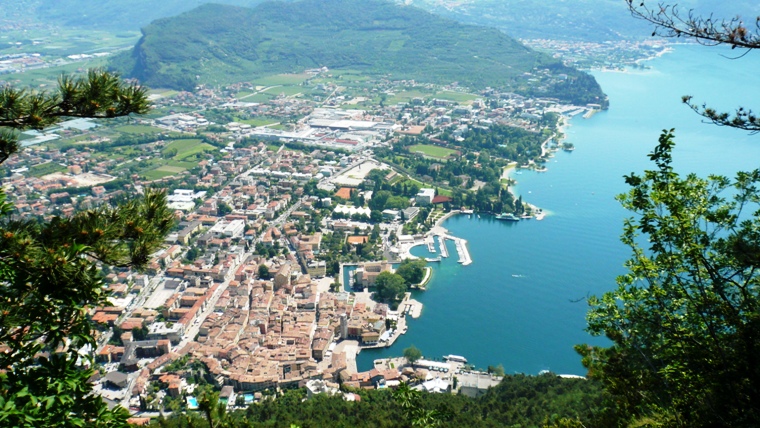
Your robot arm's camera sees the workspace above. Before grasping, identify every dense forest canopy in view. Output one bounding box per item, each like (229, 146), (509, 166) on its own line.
(149, 373), (607, 427)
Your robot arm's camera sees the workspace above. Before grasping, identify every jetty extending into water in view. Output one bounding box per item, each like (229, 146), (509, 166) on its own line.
(430, 226), (472, 266)
(437, 235), (449, 258)
(426, 236), (436, 253)
(452, 236), (472, 265)
(395, 214), (473, 265)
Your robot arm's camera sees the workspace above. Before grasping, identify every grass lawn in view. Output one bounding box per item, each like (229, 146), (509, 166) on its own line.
(252, 73), (310, 86)
(115, 124), (164, 135)
(387, 90), (431, 105)
(434, 90), (479, 103)
(408, 144), (457, 159)
(141, 168), (177, 181)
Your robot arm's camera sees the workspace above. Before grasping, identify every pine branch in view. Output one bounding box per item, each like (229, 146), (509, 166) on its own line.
(0, 69), (149, 165)
(682, 96), (760, 134)
(627, 1), (760, 49)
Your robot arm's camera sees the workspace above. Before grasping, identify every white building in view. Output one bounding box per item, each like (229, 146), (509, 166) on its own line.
(415, 188), (435, 206)
(334, 204), (371, 218)
(209, 219), (246, 239)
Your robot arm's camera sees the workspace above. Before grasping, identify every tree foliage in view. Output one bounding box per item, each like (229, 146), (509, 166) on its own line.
(403, 345), (423, 367)
(0, 70), (172, 427)
(578, 130), (760, 427)
(149, 373), (605, 428)
(396, 258), (427, 286)
(373, 271), (407, 303)
(0, 69), (149, 164)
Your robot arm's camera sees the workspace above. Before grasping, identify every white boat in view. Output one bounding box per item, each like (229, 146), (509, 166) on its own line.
(535, 212), (545, 220)
(445, 355), (468, 363)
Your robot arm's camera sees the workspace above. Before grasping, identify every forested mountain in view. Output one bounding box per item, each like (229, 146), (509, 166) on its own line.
(110, 0), (601, 96)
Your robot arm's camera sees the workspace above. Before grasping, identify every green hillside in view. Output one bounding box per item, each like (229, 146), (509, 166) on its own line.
(110, 0), (601, 101)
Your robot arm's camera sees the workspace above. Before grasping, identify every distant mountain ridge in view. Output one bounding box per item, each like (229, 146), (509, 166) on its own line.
(110, 0), (603, 102)
(30, 0), (760, 42)
(405, 0), (760, 42)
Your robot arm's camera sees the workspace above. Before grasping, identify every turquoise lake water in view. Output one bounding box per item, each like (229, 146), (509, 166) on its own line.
(356, 44), (760, 374)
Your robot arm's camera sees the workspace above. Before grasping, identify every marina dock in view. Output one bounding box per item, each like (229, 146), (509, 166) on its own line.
(426, 236), (436, 253)
(436, 235), (449, 258)
(427, 224), (473, 266)
(452, 236), (472, 265)
(360, 293), (421, 350)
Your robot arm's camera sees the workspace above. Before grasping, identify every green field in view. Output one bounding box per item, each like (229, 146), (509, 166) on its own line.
(252, 73), (309, 86)
(177, 143), (214, 160)
(2, 58), (109, 89)
(264, 85), (304, 97)
(162, 139), (215, 159)
(239, 118), (279, 127)
(158, 138), (215, 179)
(156, 165), (185, 173)
(386, 90), (432, 105)
(434, 90), (479, 103)
(115, 124), (164, 134)
(29, 162), (67, 177)
(141, 168), (178, 180)
(166, 160), (198, 170)
(244, 93), (276, 103)
(408, 144), (458, 159)
(149, 89), (179, 98)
